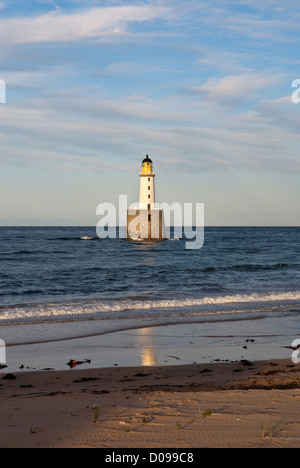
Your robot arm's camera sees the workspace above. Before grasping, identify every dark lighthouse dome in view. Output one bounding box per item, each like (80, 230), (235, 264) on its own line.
(142, 155), (152, 164)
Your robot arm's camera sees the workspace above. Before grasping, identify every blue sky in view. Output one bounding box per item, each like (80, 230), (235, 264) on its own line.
(0, 0), (300, 225)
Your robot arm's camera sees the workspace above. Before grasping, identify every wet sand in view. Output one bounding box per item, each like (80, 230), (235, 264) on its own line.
(1, 359), (300, 448)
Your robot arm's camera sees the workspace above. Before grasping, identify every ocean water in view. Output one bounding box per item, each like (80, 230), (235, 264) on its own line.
(0, 226), (299, 368)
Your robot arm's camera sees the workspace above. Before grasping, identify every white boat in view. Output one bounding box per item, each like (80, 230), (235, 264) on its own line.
(80, 236), (94, 240)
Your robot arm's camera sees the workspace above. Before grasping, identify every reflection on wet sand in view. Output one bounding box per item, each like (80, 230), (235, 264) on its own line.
(136, 328), (157, 366)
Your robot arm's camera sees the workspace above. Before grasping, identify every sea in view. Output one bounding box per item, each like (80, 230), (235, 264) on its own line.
(0, 226), (299, 369)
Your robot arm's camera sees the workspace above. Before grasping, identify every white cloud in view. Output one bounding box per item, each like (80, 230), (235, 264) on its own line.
(1, 87), (300, 175)
(0, 4), (170, 45)
(179, 0), (300, 42)
(197, 48), (253, 74)
(191, 73), (283, 102)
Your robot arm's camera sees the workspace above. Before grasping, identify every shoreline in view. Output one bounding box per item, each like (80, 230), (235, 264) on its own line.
(2, 319), (296, 373)
(1, 358), (300, 448)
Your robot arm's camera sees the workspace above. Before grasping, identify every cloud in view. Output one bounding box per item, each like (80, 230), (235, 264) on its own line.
(2, 0), (300, 49)
(2, 85), (300, 176)
(0, 4), (170, 45)
(1, 1), (299, 176)
(180, 0), (300, 43)
(197, 48), (254, 74)
(191, 73), (283, 102)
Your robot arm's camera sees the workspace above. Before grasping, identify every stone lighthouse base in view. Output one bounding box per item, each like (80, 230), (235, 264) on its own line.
(127, 208), (165, 241)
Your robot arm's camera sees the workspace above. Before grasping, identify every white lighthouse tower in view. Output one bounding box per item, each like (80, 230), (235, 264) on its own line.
(127, 155), (165, 241)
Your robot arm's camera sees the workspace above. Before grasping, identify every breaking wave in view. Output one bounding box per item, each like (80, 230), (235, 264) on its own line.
(1, 290), (300, 325)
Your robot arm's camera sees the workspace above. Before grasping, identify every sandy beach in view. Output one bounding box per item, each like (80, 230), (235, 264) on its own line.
(1, 358), (300, 448)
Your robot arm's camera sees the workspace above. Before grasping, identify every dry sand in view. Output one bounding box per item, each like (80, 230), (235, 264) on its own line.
(1, 359), (300, 448)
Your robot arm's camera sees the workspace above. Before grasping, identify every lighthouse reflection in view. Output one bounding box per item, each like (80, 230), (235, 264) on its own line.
(136, 327), (157, 366)
(130, 240), (164, 266)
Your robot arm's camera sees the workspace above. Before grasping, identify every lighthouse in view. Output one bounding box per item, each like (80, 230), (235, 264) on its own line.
(127, 156), (165, 241)
(139, 155), (155, 209)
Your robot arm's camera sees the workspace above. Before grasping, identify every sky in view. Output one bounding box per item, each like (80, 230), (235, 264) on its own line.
(0, 0), (300, 226)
